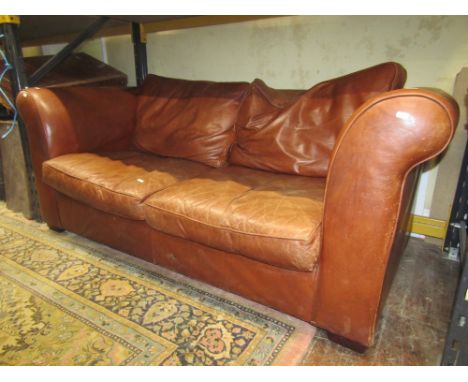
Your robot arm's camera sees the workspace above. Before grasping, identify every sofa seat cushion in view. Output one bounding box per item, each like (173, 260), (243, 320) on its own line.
(42, 151), (211, 220)
(143, 165), (325, 272)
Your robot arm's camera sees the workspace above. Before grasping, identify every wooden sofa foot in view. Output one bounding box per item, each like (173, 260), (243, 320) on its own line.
(47, 224), (64, 233)
(326, 331), (368, 353)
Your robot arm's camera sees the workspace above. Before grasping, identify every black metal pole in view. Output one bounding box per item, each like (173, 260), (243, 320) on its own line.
(444, 136), (468, 257)
(1, 20), (41, 220)
(132, 22), (148, 87)
(441, 222), (468, 365)
(29, 16), (109, 86)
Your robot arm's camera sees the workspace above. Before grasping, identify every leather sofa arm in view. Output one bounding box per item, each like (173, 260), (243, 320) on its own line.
(17, 86), (137, 162)
(16, 86), (137, 226)
(314, 88), (459, 349)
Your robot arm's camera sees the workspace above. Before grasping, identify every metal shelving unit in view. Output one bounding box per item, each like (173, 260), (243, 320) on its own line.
(444, 133), (468, 261)
(441, 220), (468, 365)
(441, 127), (468, 365)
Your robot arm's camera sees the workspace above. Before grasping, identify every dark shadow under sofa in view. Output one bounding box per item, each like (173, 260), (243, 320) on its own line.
(16, 62), (459, 351)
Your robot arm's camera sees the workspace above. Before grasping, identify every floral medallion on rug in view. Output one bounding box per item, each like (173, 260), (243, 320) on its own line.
(0, 204), (315, 365)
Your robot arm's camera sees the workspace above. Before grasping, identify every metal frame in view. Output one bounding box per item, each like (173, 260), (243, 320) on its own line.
(0, 18), (40, 219)
(441, 221), (468, 365)
(0, 15), (149, 221)
(29, 16), (109, 86)
(444, 136), (468, 261)
(131, 22), (148, 86)
(441, 121), (468, 364)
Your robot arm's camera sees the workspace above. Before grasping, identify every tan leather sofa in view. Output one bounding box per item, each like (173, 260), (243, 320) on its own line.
(16, 62), (459, 351)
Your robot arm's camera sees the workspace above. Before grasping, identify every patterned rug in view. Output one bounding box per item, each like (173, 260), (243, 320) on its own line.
(0, 203), (315, 365)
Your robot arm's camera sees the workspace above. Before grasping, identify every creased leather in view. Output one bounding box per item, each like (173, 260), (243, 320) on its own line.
(16, 65), (459, 351)
(144, 165), (325, 271)
(150, 228), (320, 321)
(230, 62), (407, 176)
(56, 193), (154, 262)
(16, 86), (138, 226)
(54, 192), (320, 321)
(43, 151), (212, 220)
(314, 88), (459, 347)
(134, 74), (249, 167)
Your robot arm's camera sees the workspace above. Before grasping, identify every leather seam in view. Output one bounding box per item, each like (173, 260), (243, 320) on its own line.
(43, 157), (213, 220)
(368, 95), (456, 340)
(390, 62), (404, 89)
(391, 62), (399, 89)
(24, 91), (68, 227)
(144, 201), (322, 244)
(43, 162), (144, 204)
(321, 91), (456, 343)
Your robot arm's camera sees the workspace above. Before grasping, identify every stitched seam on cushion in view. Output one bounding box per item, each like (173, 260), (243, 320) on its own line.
(45, 158), (323, 242)
(26, 90), (77, 228)
(43, 161), (143, 202)
(144, 201), (322, 243)
(45, 156), (215, 210)
(138, 166), (213, 205)
(228, 86), (251, 160)
(390, 62), (401, 90)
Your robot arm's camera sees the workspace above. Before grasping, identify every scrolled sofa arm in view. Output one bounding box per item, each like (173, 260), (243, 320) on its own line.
(16, 86), (137, 226)
(314, 88), (459, 349)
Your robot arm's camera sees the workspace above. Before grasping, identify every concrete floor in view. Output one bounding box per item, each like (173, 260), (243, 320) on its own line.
(301, 238), (460, 365)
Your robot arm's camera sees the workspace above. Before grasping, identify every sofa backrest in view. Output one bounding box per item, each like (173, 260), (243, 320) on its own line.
(229, 62), (407, 177)
(134, 74), (249, 168)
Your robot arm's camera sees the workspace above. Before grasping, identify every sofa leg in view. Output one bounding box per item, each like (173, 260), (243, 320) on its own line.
(47, 223), (64, 233)
(326, 331), (368, 353)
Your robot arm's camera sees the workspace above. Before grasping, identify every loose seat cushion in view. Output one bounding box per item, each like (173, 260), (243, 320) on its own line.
(230, 62), (407, 177)
(42, 151), (211, 220)
(134, 74), (249, 168)
(143, 165), (325, 271)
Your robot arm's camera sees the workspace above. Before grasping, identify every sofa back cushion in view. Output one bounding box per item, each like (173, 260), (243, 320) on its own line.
(229, 62), (407, 176)
(134, 74), (249, 167)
